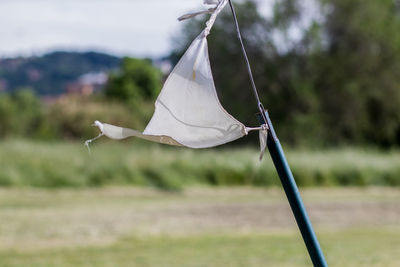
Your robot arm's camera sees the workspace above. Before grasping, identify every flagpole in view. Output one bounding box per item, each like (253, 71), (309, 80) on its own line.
(227, 1), (328, 266)
(260, 110), (327, 267)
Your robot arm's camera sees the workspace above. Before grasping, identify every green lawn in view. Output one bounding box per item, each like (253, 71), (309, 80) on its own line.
(0, 187), (399, 266)
(0, 140), (400, 188)
(2, 230), (400, 267)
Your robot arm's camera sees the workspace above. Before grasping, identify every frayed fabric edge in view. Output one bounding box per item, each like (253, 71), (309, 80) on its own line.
(259, 127), (268, 161)
(85, 120), (268, 160)
(244, 124), (268, 161)
(84, 121), (104, 154)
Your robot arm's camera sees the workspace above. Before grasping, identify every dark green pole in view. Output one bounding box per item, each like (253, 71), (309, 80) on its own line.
(227, 0), (328, 265)
(259, 111), (328, 267)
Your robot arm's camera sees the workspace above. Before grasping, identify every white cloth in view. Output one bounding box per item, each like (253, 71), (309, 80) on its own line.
(259, 126), (268, 160)
(87, 0), (268, 158)
(90, 0), (246, 149)
(143, 32), (246, 148)
(178, 0), (223, 22)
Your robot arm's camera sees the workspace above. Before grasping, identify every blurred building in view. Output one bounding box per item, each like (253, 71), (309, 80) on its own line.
(66, 72), (108, 96)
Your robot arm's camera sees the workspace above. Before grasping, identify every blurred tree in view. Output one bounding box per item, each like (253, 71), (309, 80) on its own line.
(0, 88), (42, 137)
(105, 58), (162, 103)
(171, 0), (400, 147)
(0, 93), (15, 137)
(312, 0), (400, 147)
(13, 88), (43, 135)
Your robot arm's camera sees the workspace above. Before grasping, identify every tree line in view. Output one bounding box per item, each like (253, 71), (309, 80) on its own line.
(0, 0), (399, 148)
(170, 0), (400, 147)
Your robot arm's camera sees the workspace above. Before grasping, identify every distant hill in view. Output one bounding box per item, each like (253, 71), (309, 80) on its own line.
(0, 51), (121, 96)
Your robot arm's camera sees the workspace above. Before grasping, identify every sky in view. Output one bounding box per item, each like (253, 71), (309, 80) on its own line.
(0, 0), (272, 59)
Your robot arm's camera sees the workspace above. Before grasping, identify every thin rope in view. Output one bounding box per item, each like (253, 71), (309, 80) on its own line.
(227, 0), (268, 125)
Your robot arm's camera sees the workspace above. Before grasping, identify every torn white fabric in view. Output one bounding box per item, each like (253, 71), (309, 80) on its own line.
(143, 31), (246, 148)
(178, 8), (216, 21)
(178, 0), (224, 21)
(87, 0), (268, 160)
(204, 0), (228, 36)
(91, 27), (247, 149)
(90, 121), (182, 146)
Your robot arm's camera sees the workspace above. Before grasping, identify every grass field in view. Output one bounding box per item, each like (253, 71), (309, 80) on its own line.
(1, 140), (400, 188)
(0, 187), (399, 266)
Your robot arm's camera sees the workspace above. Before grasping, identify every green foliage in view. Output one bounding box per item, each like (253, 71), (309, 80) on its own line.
(171, 0), (400, 147)
(0, 90), (155, 140)
(0, 94), (15, 137)
(105, 58), (162, 103)
(0, 140), (399, 189)
(12, 88), (43, 135)
(0, 88), (42, 137)
(40, 95), (153, 140)
(308, 0), (400, 147)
